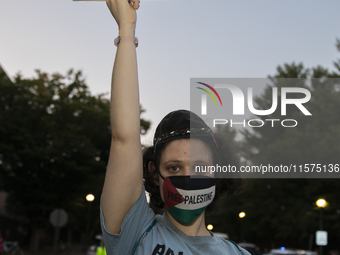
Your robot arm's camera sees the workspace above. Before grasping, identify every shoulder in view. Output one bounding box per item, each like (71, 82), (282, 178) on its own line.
(100, 186), (156, 254)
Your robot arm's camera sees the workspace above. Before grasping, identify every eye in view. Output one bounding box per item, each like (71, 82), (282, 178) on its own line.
(168, 166), (180, 173)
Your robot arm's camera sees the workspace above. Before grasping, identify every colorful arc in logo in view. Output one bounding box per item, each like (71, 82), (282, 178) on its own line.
(196, 82), (223, 106)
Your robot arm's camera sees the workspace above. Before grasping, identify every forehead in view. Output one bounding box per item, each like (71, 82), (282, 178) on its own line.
(160, 139), (213, 163)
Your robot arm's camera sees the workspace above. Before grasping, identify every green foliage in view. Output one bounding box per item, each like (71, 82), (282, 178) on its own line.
(0, 69), (151, 241)
(0, 69), (109, 226)
(208, 39), (340, 249)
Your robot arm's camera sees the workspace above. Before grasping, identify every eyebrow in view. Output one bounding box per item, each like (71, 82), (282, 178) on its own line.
(163, 159), (211, 165)
(163, 160), (183, 165)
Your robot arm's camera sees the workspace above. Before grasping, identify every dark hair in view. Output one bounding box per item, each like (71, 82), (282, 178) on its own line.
(143, 131), (242, 214)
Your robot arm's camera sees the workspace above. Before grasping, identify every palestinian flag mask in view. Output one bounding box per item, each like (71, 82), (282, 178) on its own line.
(161, 175), (216, 223)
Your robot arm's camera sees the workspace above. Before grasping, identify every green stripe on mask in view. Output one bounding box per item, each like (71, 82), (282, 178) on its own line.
(168, 206), (207, 223)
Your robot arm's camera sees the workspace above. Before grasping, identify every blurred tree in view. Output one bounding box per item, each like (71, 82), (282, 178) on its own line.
(208, 39), (340, 249)
(0, 69), (151, 252)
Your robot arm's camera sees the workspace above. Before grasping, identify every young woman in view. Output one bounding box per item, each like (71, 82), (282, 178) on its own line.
(101, 0), (248, 254)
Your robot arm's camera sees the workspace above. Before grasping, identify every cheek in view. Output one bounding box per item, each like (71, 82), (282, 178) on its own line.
(159, 177), (164, 202)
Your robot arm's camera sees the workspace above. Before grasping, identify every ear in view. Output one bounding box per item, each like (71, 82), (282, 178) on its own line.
(148, 161), (159, 186)
(148, 161), (155, 172)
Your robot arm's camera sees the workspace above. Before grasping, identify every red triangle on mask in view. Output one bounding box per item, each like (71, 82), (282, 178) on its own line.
(163, 177), (185, 209)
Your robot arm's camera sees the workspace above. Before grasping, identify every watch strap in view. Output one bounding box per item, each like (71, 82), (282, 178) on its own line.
(114, 36), (138, 47)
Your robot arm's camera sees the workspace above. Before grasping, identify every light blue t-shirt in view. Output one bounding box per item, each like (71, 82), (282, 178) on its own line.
(100, 187), (250, 255)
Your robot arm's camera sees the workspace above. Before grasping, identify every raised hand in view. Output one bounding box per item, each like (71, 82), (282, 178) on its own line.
(106, 0), (140, 36)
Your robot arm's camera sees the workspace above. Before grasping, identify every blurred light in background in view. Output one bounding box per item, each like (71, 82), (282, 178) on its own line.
(316, 198), (326, 208)
(207, 224), (213, 231)
(86, 194), (95, 202)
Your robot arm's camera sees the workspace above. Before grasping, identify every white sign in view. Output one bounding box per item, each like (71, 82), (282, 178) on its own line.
(49, 209), (68, 228)
(316, 231), (328, 246)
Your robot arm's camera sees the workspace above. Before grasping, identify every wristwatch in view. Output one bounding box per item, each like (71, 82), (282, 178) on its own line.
(114, 36), (138, 48)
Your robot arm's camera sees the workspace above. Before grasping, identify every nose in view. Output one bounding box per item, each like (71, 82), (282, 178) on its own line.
(183, 166), (191, 176)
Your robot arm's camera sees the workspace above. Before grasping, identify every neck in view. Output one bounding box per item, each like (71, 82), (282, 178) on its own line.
(165, 210), (211, 236)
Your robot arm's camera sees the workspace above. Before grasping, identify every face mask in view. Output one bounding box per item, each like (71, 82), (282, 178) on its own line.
(160, 174), (215, 223)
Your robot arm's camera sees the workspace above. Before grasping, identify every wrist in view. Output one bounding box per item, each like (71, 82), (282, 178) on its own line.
(118, 25), (136, 37)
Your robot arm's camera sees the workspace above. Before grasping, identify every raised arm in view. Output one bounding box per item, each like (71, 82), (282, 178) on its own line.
(101, 0), (143, 234)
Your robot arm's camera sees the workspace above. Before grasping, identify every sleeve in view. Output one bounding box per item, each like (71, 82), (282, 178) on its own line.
(100, 186), (155, 255)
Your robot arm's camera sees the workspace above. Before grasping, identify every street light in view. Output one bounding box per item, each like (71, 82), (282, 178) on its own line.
(239, 212), (246, 241)
(86, 194), (95, 202)
(207, 224), (214, 231)
(316, 199), (326, 208)
(316, 198), (327, 255)
(84, 194), (95, 250)
(316, 199), (326, 230)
